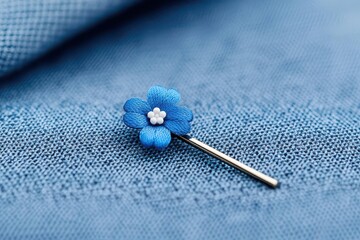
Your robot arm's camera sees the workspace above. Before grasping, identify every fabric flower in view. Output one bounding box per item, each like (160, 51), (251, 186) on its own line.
(123, 86), (193, 150)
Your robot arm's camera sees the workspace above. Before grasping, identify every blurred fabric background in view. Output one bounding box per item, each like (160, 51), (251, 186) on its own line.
(0, 0), (360, 239)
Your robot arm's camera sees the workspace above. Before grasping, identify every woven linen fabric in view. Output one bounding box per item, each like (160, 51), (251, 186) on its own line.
(0, 0), (138, 77)
(1, 0), (360, 239)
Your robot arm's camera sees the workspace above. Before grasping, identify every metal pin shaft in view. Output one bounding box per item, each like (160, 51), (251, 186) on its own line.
(175, 135), (279, 188)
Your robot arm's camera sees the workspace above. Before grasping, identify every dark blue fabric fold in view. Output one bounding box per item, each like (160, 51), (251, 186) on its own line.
(0, 0), (138, 77)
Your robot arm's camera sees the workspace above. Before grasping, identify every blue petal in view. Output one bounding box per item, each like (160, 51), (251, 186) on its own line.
(164, 105), (193, 121)
(123, 98), (151, 114)
(164, 120), (191, 135)
(123, 113), (148, 129)
(147, 86), (180, 108)
(154, 126), (171, 150)
(140, 126), (156, 147)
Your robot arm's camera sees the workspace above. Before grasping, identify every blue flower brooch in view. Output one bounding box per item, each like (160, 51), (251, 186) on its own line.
(123, 86), (193, 150)
(123, 86), (279, 188)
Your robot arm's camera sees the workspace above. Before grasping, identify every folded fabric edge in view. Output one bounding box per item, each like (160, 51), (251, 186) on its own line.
(0, 0), (182, 81)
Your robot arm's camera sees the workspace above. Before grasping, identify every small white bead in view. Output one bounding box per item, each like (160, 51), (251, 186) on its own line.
(147, 111), (154, 118)
(147, 107), (166, 125)
(159, 111), (166, 118)
(150, 117), (157, 125)
(157, 117), (164, 124)
(153, 107), (160, 114)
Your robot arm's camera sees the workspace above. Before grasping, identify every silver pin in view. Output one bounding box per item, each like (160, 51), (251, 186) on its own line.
(175, 135), (279, 188)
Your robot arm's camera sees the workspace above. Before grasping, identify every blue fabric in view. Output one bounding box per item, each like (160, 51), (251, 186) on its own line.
(0, 0), (137, 76)
(1, 0), (360, 239)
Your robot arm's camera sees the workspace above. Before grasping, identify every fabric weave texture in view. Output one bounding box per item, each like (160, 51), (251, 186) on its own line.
(0, 0), (360, 239)
(0, 0), (136, 76)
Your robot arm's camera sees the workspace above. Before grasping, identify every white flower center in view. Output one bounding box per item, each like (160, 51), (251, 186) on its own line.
(147, 107), (166, 125)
